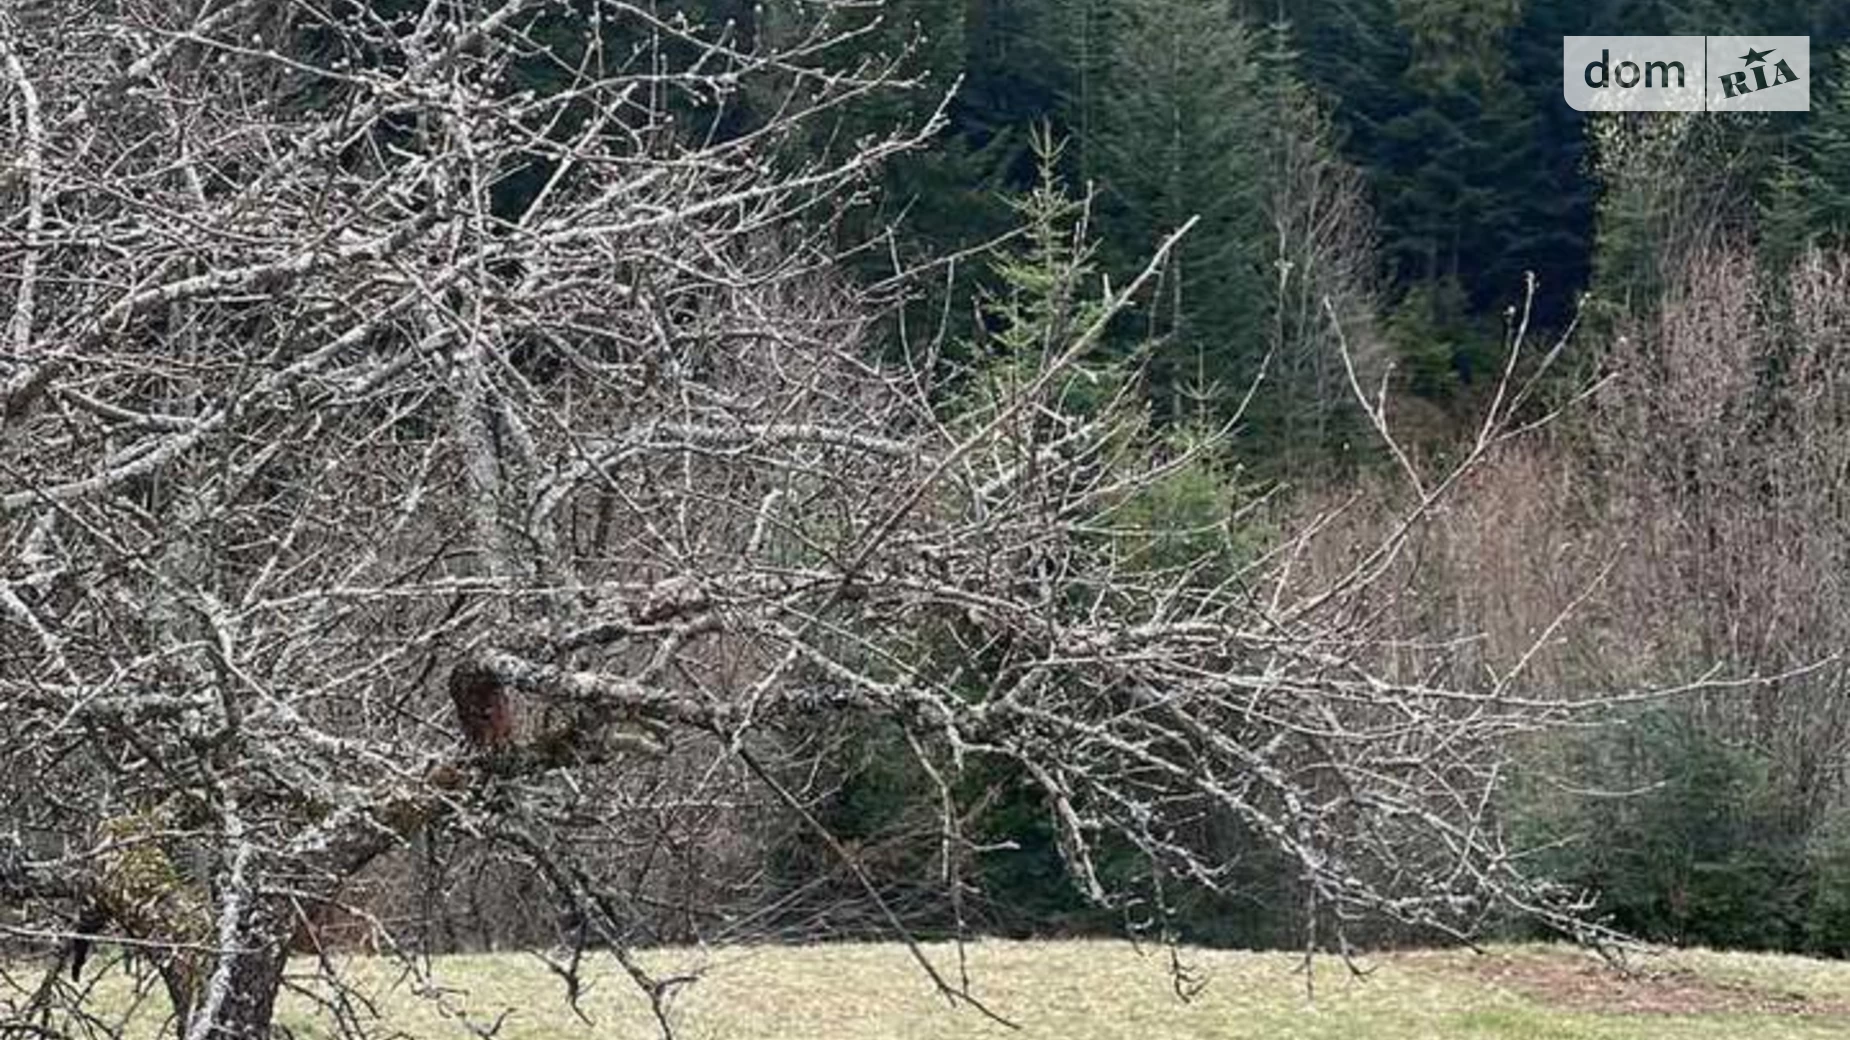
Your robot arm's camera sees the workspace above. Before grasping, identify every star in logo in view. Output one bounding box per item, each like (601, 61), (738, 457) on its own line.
(1740, 46), (1776, 65)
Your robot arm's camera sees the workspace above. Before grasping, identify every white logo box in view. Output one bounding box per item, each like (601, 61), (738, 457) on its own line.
(1564, 36), (1809, 112)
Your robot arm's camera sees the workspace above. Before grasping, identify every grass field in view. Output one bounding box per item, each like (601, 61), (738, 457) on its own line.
(28, 940), (1850, 1039)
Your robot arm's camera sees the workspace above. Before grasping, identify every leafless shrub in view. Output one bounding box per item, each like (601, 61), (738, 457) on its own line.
(1327, 247), (1850, 831)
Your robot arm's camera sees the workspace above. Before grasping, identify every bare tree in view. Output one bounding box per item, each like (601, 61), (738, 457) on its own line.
(2, 3), (1630, 1038)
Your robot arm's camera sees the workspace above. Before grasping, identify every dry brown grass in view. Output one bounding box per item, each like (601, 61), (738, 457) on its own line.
(22, 940), (1850, 1039)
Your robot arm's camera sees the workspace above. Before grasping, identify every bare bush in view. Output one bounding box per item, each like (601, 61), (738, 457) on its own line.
(1591, 246), (1850, 804)
(1338, 245), (1850, 828)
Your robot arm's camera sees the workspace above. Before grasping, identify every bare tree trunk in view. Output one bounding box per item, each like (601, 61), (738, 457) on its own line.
(143, 899), (290, 1040)
(190, 938), (286, 1040)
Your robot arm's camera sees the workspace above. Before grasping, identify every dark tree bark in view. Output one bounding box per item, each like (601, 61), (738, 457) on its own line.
(190, 907), (290, 1040)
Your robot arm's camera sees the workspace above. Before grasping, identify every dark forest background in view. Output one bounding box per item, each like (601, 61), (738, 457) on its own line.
(709, 0), (1850, 958)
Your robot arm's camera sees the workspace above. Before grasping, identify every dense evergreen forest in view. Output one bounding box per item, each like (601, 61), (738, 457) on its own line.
(850, 1), (1850, 438)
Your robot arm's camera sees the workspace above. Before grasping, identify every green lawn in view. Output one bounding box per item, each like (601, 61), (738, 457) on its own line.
(24, 940), (1850, 1039)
